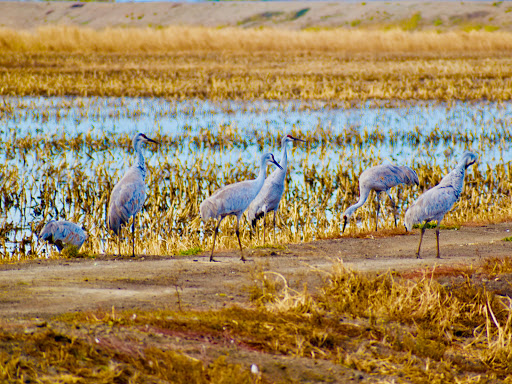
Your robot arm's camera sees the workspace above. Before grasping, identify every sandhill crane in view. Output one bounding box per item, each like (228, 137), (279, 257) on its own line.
(342, 164), (419, 233)
(404, 152), (477, 259)
(39, 220), (87, 252)
(200, 152), (282, 262)
(108, 133), (158, 257)
(247, 135), (305, 243)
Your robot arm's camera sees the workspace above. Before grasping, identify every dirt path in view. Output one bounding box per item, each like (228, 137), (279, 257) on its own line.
(1, 222), (511, 319)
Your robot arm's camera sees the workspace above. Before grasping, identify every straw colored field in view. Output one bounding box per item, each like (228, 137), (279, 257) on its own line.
(1, 27), (512, 100)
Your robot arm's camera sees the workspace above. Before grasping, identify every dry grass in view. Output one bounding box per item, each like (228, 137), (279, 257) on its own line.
(1, 26), (512, 54)
(4, 257), (512, 383)
(0, 26), (512, 100)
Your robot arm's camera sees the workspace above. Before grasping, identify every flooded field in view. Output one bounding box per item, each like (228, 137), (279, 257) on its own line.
(2, 96), (512, 260)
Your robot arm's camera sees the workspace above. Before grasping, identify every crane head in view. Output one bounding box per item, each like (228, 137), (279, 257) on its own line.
(285, 134), (306, 144)
(133, 133), (159, 147)
(462, 152), (477, 169)
(38, 219), (56, 241)
(263, 153), (283, 170)
(342, 215), (348, 233)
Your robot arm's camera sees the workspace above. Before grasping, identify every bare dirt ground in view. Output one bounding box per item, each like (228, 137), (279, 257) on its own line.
(1, 1), (512, 31)
(1, 222), (511, 320)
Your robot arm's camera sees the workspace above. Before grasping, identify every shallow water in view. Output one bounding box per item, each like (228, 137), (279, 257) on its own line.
(2, 96), (512, 257)
(5, 97), (512, 168)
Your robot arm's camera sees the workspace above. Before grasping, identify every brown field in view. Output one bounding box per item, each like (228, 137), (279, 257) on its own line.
(2, 222), (512, 383)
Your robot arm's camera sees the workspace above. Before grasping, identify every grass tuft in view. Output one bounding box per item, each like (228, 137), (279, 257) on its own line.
(178, 246), (203, 256)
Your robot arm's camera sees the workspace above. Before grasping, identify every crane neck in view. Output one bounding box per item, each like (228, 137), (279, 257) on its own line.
(255, 157), (269, 188)
(280, 140), (288, 171)
(343, 187), (371, 218)
(134, 140), (147, 179)
(438, 161), (467, 197)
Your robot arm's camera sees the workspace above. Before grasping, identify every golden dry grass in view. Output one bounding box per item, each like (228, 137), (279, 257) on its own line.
(1, 26), (512, 54)
(1, 26), (512, 100)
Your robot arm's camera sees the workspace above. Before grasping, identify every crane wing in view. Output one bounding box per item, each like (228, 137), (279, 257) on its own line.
(413, 186), (459, 223)
(247, 177), (284, 222)
(57, 222), (87, 248)
(361, 164), (418, 191)
(108, 180), (146, 233)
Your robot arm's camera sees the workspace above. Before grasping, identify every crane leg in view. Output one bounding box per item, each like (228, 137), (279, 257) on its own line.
(236, 217), (245, 262)
(416, 222), (427, 258)
(273, 210), (277, 244)
(436, 223), (441, 259)
(132, 219), (137, 257)
(387, 191), (398, 228)
(210, 218), (223, 262)
(375, 193), (381, 232)
(262, 214), (266, 246)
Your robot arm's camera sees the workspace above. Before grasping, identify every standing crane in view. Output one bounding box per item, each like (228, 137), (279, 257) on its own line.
(342, 164), (419, 233)
(200, 152), (282, 262)
(246, 134), (305, 243)
(404, 152), (477, 258)
(39, 220), (87, 252)
(108, 133), (158, 257)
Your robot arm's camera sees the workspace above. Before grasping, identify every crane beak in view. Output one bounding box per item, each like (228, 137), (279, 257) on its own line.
(141, 134), (159, 144)
(272, 159), (283, 170)
(466, 160), (476, 169)
(342, 216), (347, 233)
(290, 136), (306, 143)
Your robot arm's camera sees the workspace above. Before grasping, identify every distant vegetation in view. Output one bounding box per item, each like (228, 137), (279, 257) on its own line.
(0, 25), (511, 54)
(0, 26), (512, 100)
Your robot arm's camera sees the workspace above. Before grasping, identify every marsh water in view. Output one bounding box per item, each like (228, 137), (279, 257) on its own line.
(3, 96), (512, 257)
(6, 97), (512, 166)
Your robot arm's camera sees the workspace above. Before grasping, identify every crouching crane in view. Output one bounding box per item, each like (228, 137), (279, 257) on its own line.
(404, 152), (477, 258)
(342, 164), (419, 232)
(200, 152), (282, 262)
(39, 220), (87, 252)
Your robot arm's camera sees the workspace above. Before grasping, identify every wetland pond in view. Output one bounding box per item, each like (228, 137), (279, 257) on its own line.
(2, 97), (512, 258)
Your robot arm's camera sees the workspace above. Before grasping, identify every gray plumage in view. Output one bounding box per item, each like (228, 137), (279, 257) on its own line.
(404, 152), (477, 258)
(342, 163), (419, 232)
(246, 135), (305, 243)
(200, 152), (282, 262)
(39, 220), (87, 252)
(107, 133), (158, 256)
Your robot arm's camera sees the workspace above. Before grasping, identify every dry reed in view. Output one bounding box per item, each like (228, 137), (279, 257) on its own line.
(1, 26), (512, 100)
(1, 26), (512, 55)
(0, 117), (510, 261)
